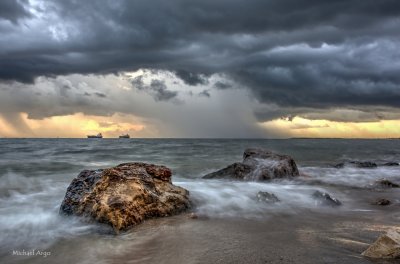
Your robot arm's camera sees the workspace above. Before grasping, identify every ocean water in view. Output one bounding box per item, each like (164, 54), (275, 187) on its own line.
(1, 138), (400, 263)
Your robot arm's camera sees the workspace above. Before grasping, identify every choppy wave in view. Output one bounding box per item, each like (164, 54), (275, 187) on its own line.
(301, 166), (400, 188)
(0, 172), (96, 255)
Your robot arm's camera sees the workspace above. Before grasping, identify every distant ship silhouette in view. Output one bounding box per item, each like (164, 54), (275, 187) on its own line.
(119, 134), (130, 138)
(87, 133), (103, 138)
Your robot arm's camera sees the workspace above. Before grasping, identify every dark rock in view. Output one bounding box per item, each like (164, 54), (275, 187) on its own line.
(372, 178), (400, 189)
(333, 161), (377, 169)
(312, 191), (342, 207)
(333, 163), (345, 169)
(203, 162), (254, 180)
(256, 191), (280, 204)
(373, 198), (391, 206)
(352, 161), (377, 168)
(203, 148), (299, 181)
(382, 162), (399, 166)
(60, 162), (190, 232)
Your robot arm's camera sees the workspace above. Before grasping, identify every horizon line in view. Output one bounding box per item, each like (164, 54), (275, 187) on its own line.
(0, 137), (399, 140)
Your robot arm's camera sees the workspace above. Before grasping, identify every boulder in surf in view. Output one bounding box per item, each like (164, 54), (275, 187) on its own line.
(203, 148), (299, 181)
(60, 162), (190, 232)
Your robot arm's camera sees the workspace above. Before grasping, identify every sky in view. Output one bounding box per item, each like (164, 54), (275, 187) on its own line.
(0, 0), (400, 138)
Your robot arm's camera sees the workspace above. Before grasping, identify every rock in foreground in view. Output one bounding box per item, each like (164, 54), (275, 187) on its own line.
(60, 162), (190, 232)
(203, 148), (299, 181)
(362, 229), (400, 259)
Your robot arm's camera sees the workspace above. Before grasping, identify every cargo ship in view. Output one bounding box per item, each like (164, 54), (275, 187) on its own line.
(119, 134), (130, 138)
(87, 133), (103, 138)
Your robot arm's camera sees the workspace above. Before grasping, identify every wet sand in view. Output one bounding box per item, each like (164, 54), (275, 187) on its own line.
(109, 210), (399, 264)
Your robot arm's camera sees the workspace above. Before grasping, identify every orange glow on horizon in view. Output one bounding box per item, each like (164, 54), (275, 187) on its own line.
(261, 117), (400, 138)
(0, 113), (399, 138)
(0, 113), (146, 138)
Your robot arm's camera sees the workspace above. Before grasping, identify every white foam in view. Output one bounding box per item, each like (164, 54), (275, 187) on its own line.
(0, 172), (94, 252)
(301, 166), (400, 187)
(175, 178), (344, 218)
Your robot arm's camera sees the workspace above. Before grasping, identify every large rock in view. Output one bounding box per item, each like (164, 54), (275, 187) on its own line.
(60, 162), (190, 232)
(203, 148), (299, 181)
(362, 229), (400, 259)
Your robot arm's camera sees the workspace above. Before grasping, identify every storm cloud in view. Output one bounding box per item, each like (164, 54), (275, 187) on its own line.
(1, 0), (400, 125)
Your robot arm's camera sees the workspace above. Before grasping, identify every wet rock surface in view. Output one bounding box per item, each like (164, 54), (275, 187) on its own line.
(362, 229), (400, 259)
(334, 161), (377, 169)
(60, 162), (190, 232)
(203, 148), (299, 181)
(382, 162), (399, 166)
(372, 198), (391, 206)
(256, 191), (280, 204)
(371, 178), (400, 189)
(312, 191), (342, 207)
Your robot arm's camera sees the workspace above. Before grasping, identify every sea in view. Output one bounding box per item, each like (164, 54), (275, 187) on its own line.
(0, 138), (399, 264)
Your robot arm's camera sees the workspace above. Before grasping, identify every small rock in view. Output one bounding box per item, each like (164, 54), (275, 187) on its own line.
(351, 161), (377, 168)
(188, 213), (198, 219)
(382, 162), (399, 166)
(362, 229), (400, 259)
(312, 191), (342, 207)
(333, 163), (345, 169)
(373, 178), (400, 189)
(333, 161), (377, 169)
(256, 191), (280, 204)
(373, 198), (391, 206)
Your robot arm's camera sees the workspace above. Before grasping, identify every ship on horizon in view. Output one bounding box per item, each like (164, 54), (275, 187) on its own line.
(119, 134), (130, 138)
(87, 133), (103, 138)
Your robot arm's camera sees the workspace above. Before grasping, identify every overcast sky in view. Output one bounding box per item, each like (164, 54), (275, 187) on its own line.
(1, 0), (400, 138)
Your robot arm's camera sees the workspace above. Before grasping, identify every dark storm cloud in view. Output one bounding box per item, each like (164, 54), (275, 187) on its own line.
(214, 81), (232, 90)
(2, 0), (400, 121)
(198, 90), (211, 98)
(0, 0), (31, 24)
(174, 70), (208, 86)
(131, 76), (178, 102)
(149, 80), (178, 102)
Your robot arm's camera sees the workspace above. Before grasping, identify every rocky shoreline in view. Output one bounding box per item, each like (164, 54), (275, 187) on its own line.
(59, 148), (400, 260)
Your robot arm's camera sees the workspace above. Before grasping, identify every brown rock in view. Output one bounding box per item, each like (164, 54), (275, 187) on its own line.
(362, 229), (400, 259)
(203, 148), (299, 181)
(60, 162), (190, 232)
